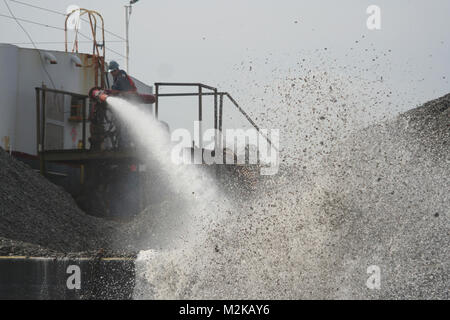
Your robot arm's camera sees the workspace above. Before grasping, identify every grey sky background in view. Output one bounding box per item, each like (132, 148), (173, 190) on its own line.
(1, 0), (449, 143)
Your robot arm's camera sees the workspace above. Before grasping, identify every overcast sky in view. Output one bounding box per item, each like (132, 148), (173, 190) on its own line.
(1, 0), (449, 136)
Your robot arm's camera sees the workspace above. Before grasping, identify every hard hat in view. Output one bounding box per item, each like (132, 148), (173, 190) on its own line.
(108, 60), (119, 72)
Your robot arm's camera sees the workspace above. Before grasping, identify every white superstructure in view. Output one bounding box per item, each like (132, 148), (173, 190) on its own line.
(0, 43), (153, 156)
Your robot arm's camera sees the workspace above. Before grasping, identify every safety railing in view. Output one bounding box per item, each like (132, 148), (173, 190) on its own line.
(34, 83), (276, 168)
(154, 82), (277, 154)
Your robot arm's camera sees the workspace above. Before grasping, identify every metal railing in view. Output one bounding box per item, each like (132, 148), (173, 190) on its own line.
(154, 82), (277, 154)
(34, 83), (276, 169)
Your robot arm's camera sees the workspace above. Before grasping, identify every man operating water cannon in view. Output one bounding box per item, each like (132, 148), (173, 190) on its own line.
(88, 60), (155, 151)
(109, 60), (136, 92)
(90, 60), (156, 104)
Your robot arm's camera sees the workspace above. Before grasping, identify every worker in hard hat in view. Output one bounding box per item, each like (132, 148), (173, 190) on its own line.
(108, 60), (137, 92)
(106, 61), (138, 150)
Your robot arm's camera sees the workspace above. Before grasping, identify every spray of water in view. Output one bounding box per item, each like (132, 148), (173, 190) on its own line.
(107, 97), (216, 199)
(107, 97), (240, 298)
(106, 96), (334, 299)
(109, 97), (231, 246)
(106, 86), (448, 299)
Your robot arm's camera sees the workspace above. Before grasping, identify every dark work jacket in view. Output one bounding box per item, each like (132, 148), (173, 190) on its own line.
(111, 70), (137, 92)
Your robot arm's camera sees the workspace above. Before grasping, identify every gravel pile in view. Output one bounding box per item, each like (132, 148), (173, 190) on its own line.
(134, 93), (449, 299)
(0, 236), (59, 257)
(0, 91), (447, 299)
(0, 148), (130, 256)
(319, 93), (449, 299)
